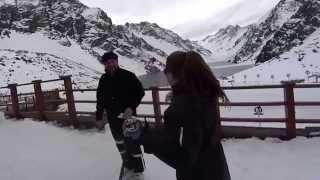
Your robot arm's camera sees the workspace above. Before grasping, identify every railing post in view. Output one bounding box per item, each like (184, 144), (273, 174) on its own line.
(24, 97), (28, 111)
(60, 75), (78, 128)
(8, 83), (21, 119)
(32, 96), (35, 110)
(216, 99), (223, 139)
(283, 82), (296, 139)
(151, 87), (162, 126)
(33, 80), (46, 121)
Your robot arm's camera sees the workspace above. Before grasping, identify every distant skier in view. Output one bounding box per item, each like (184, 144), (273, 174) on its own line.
(95, 51), (145, 180)
(123, 51), (231, 180)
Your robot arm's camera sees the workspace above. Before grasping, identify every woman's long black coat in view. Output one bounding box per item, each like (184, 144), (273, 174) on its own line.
(141, 87), (231, 180)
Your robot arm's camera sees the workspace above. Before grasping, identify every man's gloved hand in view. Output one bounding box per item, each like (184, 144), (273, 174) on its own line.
(165, 91), (173, 103)
(122, 117), (146, 141)
(123, 107), (133, 119)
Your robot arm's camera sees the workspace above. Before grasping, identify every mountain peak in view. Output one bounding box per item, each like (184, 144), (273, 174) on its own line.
(201, 24), (244, 44)
(200, 0), (319, 64)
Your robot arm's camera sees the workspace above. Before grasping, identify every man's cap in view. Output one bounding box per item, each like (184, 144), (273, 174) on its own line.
(101, 51), (118, 62)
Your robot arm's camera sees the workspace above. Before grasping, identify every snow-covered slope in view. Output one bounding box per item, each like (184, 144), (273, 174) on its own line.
(0, 49), (100, 88)
(232, 28), (320, 83)
(0, 31), (103, 71)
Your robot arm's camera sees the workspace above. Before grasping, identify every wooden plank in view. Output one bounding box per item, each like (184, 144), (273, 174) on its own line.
(44, 111), (71, 125)
(221, 126), (294, 139)
(295, 102), (320, 106)
(44, 99), (67, 104)
(222, 84), (284, 90)
(219, 102), (285, 106)
(74, 100), (96, 103)
(296, 119), (320, 124)
(151, 87), (162, 126)
(72, 89), (97, 92)
(76, 111), (96, 115)
(140, 101), (154, 105)
(141, 101), (169, 105)
(283, 82), (297, 139)
(145, 87), (171, 91)
(221, 118), (284, 123)
(294, 84), (320, 88)
(8, 84), (21, 119)
(33, 80), (46, 121)
(16, 82), (34, 87)
(41, 78), (62, 84)
(60, 76), (79, 128)
(20, 111), (40, 119)
(17, 92), (35, 96)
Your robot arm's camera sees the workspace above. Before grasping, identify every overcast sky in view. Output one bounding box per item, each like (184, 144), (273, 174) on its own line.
(79, 0), (280, 40)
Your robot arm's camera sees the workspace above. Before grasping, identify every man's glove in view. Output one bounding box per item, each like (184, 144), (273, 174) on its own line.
(123, 107), (134, 119)
(165, 91), (173, 103)
(122, 117), (147, 141)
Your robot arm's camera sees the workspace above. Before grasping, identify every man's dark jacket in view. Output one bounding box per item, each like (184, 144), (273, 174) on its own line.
(96, 68), (145, 120)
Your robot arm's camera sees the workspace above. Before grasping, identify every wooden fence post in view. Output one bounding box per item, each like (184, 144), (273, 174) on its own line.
(60, 75), (78, 128)
(8, 83), (21, 119)
(32, 96), (35, 110)
(283, 82), (296, 139)
(216, 99), (223, 139)
(151, 87), (162, 126)
(33, 80), (46, 121)
(24, 97), (28, 111)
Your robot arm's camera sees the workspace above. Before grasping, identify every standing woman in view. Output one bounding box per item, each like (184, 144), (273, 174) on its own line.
(123, 51), (231, 180)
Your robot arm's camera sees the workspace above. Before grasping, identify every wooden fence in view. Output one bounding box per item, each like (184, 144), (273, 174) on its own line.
(1, 76), (320, 139)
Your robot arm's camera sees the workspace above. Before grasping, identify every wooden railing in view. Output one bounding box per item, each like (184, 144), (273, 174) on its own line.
(1, 76), (320, 139)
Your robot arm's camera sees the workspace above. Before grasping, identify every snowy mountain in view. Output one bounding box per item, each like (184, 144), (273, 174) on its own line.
(126, 22), (212, 56)
(200, 25), (248, 61)
(232, 28), (320, 84)
(201, 0), (319, 64)
(0, 0), (211, 87)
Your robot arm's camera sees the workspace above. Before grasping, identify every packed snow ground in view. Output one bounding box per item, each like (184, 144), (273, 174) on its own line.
(1, 113), (320, 180)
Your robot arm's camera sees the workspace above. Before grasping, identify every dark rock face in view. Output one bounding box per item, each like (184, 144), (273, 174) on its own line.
(232, 0), (303, 63)
(256, 0), (320, 63)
